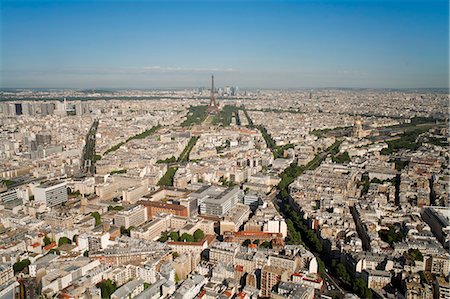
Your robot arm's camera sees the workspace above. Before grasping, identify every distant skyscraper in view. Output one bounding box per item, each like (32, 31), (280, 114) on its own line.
(15, 103), (22, 115)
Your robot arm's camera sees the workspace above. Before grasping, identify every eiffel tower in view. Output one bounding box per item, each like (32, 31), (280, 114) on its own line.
(207, 75), (219, 114)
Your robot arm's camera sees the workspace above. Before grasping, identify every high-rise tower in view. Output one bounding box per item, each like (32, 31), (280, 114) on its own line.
(208, 75), (219, 114)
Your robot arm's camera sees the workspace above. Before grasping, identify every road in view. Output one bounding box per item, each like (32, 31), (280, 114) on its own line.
(272, 193), (346, 297)
(81, 119), (99, 174)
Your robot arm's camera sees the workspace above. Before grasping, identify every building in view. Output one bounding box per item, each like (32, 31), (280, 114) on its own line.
(114, 204), (147, 229)
(86, 232), (110, 252)
(111, 278), (144, 299)
(220, 204), (251, 235)
(130, 216), (169, 241)
(140, 200), (188, 219)
(209, 242), (240, 266)
(223, 231), (284, 247)
(172, 274), (207, 299)
(427, 254), (450, 275)
(45, 211), (74, 229)
(261, 265), (289, 298)
(435, 276), (450, 299)
(352, 116), (365, 139)
(272, 281), (314, 299)
(291, 272), (323, 290)
(268, 255), (300, 273)
(199, 187), (243, 217)
(362, 269), (391, 289)
(34, 181), (68, 208)
(243, 193), (261, 207)
(0, 264), (13, 285)
(421, 207), (450, 249)
(404, 278), (432, 299)
(0, 189), (18, 203)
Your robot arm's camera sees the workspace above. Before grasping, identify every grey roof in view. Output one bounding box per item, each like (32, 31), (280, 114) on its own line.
(111, 279), (143, 299)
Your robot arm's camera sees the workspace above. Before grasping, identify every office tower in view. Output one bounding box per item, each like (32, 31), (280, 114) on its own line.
(14, 103), (22, 115)
(34, 181), (68, 208)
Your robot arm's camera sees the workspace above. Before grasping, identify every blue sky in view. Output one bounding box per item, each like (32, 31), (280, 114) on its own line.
(1, 0), (448, 88)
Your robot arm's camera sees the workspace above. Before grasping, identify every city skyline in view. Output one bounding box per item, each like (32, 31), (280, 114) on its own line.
(1, 0), (448, 89)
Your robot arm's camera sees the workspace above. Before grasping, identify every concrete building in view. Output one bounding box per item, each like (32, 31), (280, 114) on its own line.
(114, 204), (147, 229)
(199, 187), (244, 217)
(261, 265), (289, 298)
(421, 207), (450, 249)
(131, 216), (169, 241)
(34, 181), (68, 208)
(220, 204), (251, 235)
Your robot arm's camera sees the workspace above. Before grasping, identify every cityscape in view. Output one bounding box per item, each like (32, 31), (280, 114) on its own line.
(0, 1), (449, 299)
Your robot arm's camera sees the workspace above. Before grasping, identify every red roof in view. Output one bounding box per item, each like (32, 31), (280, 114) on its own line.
(43, 242), (57, 250)
(234, 231), (281, 237)
(236, 292), (247, 299)
(197, 290), (206, 298)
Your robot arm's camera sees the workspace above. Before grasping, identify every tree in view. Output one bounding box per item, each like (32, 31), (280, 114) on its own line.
(96, 279), (117, 299)
(13, 259), (30, 274)
(159, 231), (169, 242)
(108, 205), (124, 211)
(260, 241), (272, 249)
(353, 278), (372, 299)
(43, 236), (52, 246)
(405, 248), (423, 263)
(157, 167), (178, 186)
(335, 263), (350, 284)
(83, 250), (89, 257)
(253, 239), (260, 245)
(48, 248), (60, 255)
(332, 151), (351, 164)
(91, 212), (101, 226)
(180, 233), (194, 242)
(172, 252), (180, 259)
(193, 229), (205, 242)
(242, 239), (251, 247)
(169, 232), (180, 242)
(317, 258), (326, 277)
(58, 237), (72, 246)
(120, 226), (134, 237)
(378, 225), (405, 246)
